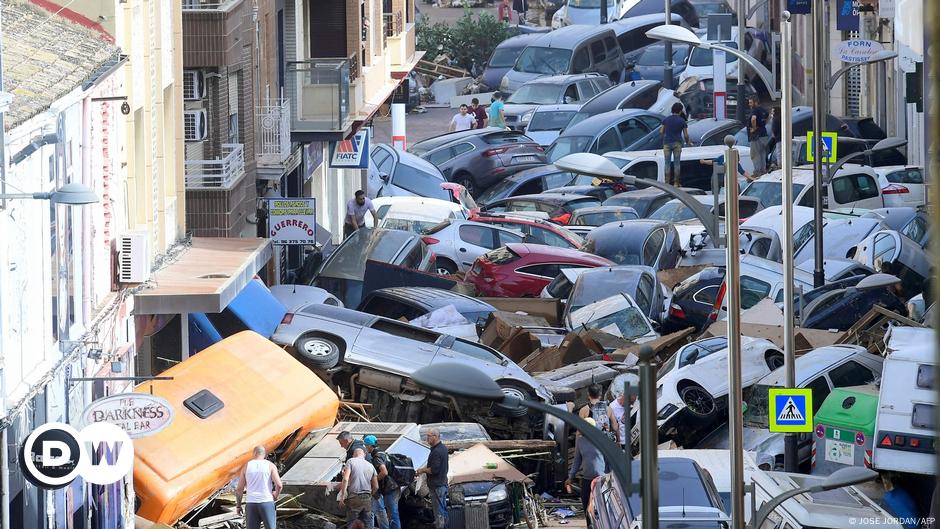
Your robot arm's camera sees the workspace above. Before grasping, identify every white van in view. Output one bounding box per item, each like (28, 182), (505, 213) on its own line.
(751, 469), (902, 529)
(741, 164), (885, 211)
(872, 326), (937, 476)
(605, 146), (754, 192)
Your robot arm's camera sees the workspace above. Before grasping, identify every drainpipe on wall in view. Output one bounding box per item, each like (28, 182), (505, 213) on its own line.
(82, 96), (93, 330)
(0, 5), (10, 528)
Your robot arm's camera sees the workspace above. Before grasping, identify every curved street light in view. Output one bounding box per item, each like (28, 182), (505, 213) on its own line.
(748, 467), (878, 529)
(0, 182), (99, 205)
(645, 24), (780, 99)
(554, 152), (721, 248)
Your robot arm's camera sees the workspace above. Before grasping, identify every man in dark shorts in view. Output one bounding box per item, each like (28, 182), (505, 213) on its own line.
(659, 102), (691, 186)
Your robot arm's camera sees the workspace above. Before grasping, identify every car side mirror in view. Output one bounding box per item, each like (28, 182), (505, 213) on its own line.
(685, 350), (699, 365)
(379, 172), (390, 183)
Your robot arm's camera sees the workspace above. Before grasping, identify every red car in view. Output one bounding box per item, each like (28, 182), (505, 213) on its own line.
(468, 212), (584, 249)
(466, 243), (614, 297)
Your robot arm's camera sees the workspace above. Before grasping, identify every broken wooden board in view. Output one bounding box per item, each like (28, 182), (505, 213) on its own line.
(836, 305), (924, 354)
(609, 328), (695, 362)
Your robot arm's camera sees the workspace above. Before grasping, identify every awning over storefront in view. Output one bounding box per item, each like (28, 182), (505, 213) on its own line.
(134, 238), (272, 315)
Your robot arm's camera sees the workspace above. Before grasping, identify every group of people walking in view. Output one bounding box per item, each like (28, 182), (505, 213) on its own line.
(448, 93), (509, 131)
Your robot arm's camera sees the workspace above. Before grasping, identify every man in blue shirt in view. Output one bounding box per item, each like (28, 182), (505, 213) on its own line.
(700, 153), (752, 194)
(660, 103), (691, 186)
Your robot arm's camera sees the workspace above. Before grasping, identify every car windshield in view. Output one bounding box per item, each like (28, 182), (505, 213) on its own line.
(547, 136), (593, 162)
(320, 229), (413, 280)
(689, 41), (739, 67)
(638, 44), (689, 66)
(698, 1), (732, 15)
(569, 273), (634, 313)
(393, 165), (449, 200)
(650, 201), (698, 222)
(573, 210), (637, 226)
(514, 47), (572, 75)
(490, 47), (523, 68)
(508, 84), (563, 105)
(569, 295), (652, 339)
(743, 384), (774, 427)
(566, 112), (591, 129)
(567, 198), (603, 211)
(478, 177), (525, 204)
(528, 110), (577, 131)
(741, 181), (806, 208)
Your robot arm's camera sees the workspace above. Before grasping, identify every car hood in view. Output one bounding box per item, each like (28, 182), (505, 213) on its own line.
(697, 424), (775, 453)
(526, 129), (563, 147)
(503, 70), (543, 92)
(503, 103), (539, 117)
(482, 67), (511, 91)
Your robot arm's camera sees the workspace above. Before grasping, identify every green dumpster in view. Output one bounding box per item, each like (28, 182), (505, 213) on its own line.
(811, 385), (879, 475)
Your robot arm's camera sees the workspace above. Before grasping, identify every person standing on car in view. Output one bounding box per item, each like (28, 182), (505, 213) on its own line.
(344, 190), (378, 239)
(416, 428), (449, 529)
(338, 431), (366, 462)
(235, 446), (283, 529)
(488, 92), (508, 130)
(340, 448), (380, 529)
(365, 435), (402, 529)
(748, 95), (770, 176)
(565, 418), (606, 513)
(660, 103), (691, 187)
(470, 98), (488, 129)
(513, 0), (528, 23)
(579, 383), (617, 444)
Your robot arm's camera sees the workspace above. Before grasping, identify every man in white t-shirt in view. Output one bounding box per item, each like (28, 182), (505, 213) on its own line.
(449, 104), (476, 131)
(345, 190), (378, 239)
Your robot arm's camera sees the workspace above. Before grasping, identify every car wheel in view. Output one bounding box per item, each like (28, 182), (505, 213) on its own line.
(679, 384), (716, 418)
(435, 258), (458, 276)
(295, 334), (342, 369)
(765, 351), (785, 371)
(494, 382), (532, 417)
(455, 173), (476, 197)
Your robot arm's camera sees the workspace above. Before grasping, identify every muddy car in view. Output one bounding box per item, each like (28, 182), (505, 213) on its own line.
(272, 303), (569, 439)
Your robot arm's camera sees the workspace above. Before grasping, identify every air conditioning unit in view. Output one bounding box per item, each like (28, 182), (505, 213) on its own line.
(183, 70), (205, 101)
(184, 110), (208, 142)
(118, 231), (151, 283)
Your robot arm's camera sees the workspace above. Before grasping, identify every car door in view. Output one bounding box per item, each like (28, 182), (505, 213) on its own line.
(369, 144), (396, 196)
(356, 317), (443, 373)
(829, 172), (883, 209)
(592, 127), (623, 154)
(575, 79), (599, 101)
(427, 146), (457, 179)
(617, 117), (652, 151)
(433, 335), (507, 373)
(642, 228), (666, 269)
(456, 223), (498, 269)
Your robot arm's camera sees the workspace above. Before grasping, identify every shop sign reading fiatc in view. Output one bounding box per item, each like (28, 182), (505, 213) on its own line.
(836, 39), (885, 64)
(80, 393), (174, 438)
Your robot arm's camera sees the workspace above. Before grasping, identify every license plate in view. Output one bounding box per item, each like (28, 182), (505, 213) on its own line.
(513, 155), (540, 164)
(825, 439), (855, 465)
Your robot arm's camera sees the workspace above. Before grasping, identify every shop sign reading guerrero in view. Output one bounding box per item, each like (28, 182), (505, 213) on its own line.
(267, 198), (317, 245)
(80, 393), (174, 439)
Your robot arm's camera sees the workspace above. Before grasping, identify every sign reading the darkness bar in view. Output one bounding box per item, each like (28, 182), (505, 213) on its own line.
(267, 198), (318, 245)
(787, 0), (811, 14)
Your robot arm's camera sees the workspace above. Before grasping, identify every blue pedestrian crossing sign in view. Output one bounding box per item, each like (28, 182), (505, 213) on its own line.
(806, 131), (838, 163)
(768, 388), (813, 432)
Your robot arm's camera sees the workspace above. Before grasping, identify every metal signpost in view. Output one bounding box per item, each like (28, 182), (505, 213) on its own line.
(811, 0), (826, 288)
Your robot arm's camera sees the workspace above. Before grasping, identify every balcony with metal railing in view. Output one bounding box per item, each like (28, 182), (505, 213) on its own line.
(257, 98), (291, 166)
(286, 57), (353, 133)
(185, 143), (246, 189)
(182, 0), (242, 11)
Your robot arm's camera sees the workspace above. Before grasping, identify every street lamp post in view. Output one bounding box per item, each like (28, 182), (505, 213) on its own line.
(554, 152), (722, 247)
(645, 25), (780, 100)
(747, 467), (878, 529)
(811, 0), (826, 288)
(779, 10), (799, 474)
(723, 135), (745, 529)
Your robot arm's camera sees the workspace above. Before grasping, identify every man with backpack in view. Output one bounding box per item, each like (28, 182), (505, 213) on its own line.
(364, 435), (403, 529)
